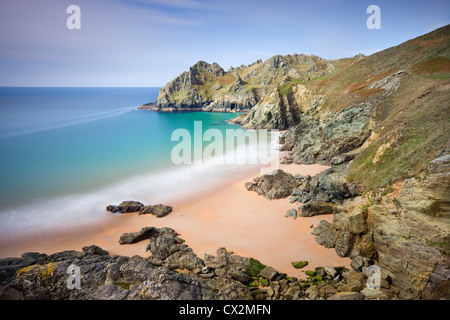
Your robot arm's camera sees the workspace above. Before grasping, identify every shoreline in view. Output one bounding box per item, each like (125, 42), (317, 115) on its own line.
(0, 162), (351, 279)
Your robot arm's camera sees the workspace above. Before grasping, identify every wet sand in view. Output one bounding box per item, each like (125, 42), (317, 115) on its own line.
(0, 163), (351, 278)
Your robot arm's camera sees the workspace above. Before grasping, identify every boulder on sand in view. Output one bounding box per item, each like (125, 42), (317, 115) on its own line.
(139, 204), (173, 218)
(106, 201), (144, 214)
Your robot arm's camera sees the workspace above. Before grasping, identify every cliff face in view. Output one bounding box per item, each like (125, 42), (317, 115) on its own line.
(139, 25), (450, 300)
(139, 54), (332, 112)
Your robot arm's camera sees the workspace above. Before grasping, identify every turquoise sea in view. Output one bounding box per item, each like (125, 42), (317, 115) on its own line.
(0, 87), (272, 237)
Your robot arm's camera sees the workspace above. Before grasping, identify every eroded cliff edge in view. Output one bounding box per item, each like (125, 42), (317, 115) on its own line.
(141, 25), (450, 299)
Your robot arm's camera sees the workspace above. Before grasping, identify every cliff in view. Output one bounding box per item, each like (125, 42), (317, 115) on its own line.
(141, 24), (450, 300)
(139, 54), (332, 112)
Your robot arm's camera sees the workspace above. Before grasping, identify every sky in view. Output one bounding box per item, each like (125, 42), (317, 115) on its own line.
(0, 0), (449, 87)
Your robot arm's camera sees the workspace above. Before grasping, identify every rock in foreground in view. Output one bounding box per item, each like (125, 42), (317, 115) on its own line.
(139, 204), (173, 217)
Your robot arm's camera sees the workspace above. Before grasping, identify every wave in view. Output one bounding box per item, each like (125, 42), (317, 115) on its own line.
(0, 130), (281, 237)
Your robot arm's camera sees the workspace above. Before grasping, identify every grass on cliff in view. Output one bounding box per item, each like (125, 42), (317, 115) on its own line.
(347, 70), (450, 191)
(313, 25), (450, 192)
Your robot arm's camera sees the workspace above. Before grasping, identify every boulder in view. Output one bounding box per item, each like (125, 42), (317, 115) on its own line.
(328, 292), (365, 300)
(106, 205), (119, 213)
(139, 204), (173, 218)
(348, 208), (368, 234)
(360, 288), (389, 300)
(81, 245), (109, 256)
(312, 220), (338, 248)
(291, 261), (308, 269)
(285, 208), (297, 219)
(245, 169), (298, 199)
(299, 202), (335, 217)
(119, 226), (159, 244)
(260, 266), (278, 281)
(118, 200), (144, 213)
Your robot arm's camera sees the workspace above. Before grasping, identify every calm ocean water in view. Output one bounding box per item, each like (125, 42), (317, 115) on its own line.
(0, 87), (271, 236)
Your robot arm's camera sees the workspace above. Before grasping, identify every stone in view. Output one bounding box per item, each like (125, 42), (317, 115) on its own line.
(260, 266), (278, 281)
(119, 226), (159, 244)
(81, 245), (109, 256)
(245, 169), (298, 199)
(117, 201), (144, 213)
(291, 261), (308, 269)
(319, 284), (338, 298)
(348, 207), (368, 234)
(299, 202), (335, 217)
(323, 266), (338, 279)
(284, 286), (300, 300)
(285, 208), (297, 219)
(314, 224), (338, 248)
(139, 204), (173, 218)
(106, 205), (119, 213)
(360, 288), (389, 300)
(289, 196), (299, 203)
(334, 231), (354, 257)
(305, 285), (320, 300)
(328, 292), (365, 300)
(341, 280), (364, 292)
(350, 255), (367, 271)
(345, 270), (367, 284)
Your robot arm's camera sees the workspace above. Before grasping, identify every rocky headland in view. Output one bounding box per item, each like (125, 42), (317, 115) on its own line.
(140, 25), (450, 300)
(1, 26), (449, 301)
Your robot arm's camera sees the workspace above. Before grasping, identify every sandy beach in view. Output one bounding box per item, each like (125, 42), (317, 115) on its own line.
(0, 163), (351, 279)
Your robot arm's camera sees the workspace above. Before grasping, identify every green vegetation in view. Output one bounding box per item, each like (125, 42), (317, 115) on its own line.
(291, 261), (308, 269)
(428, 235), (450, 256)
(247, 257), (266, 276)
(277, 83), (293, 97)
(299, 270), (324, 288)
(344, 25), (450, 193)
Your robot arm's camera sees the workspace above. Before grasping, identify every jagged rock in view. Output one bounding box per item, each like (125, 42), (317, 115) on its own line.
(348, 208), (368, 234)
(335, 231), (355, 257)
(204, 248), (250, 284)
(298, 202), (335, 217)
(106, 205), (119, 213)
(82, 245), (109, 256)
(279, 101), (375, 164)
(260, 266), (278, 281)
(109, 201), (144, 213)
(139, 204), (173, 218)
(360, 288), (389, 300)
(245, 169), (298, 199)
(312, 220), (338, 248)
(328, 292), (365, 300)
(119, 226), (160, 244)
(285, 208), (297, 219)
(305, 285), (320, 300)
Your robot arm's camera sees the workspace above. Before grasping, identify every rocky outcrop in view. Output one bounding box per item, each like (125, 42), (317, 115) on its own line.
(245, 169), (298, 199)
(139, 204), (173, 218)
(107, 201), (173, 218)
(231, 83), (325, 130)
(106, 201), (144, 214)
(279, 100), (376, 165)
(0, 223), (401, 300)
(140, 54), (332, 113)
(289, 163), (361, 205)
(311, 156), (450, 299)
(0, 228), (254, 300)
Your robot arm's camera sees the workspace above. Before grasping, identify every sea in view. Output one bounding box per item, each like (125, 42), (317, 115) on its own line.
(0, 87), (277, 239)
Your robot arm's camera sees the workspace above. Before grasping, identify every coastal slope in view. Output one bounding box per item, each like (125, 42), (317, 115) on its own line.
(141, 25), (450, 300)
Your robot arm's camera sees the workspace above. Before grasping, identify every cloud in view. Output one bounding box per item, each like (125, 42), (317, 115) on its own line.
(133, 0), (217, 10)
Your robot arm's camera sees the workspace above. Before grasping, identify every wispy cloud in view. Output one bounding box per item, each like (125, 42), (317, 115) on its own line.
(133, 0), (217, 10)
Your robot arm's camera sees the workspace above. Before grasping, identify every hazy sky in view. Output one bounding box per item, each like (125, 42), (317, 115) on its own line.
(0, 0), (449, 86)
